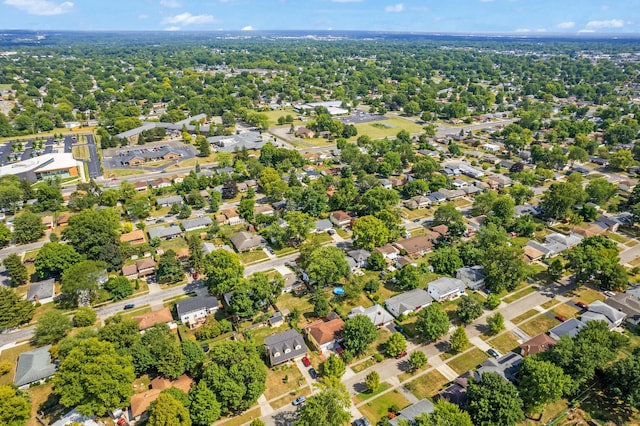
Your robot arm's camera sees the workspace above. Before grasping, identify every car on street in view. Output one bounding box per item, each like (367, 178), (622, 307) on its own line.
(604, 291), (616, 297)
(301, 356), (311, 367)
(359, 418), (371, 426)
(413, 218), (420, 223)
(292, 396), (306, 406)
(555, 315), (567, 322)
(123, 304), (135, 310)
(395, 351), (408, 359)
(487, 348), (501, 358)
(576, 301), (588, 310)
(23, 258), (35, 264)
(308, 368), (318, 379)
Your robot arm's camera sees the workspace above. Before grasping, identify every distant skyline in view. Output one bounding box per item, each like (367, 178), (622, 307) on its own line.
(0, 0), (638, 34)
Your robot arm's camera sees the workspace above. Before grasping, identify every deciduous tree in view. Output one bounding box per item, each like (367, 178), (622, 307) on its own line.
(518, 357), (571, 414)
(157, 249), (184, 284)
(0, 287), (35, 329)
(415, 304), (449, 342)
(34, 310), (73, 345)
(189, 381), (220, 425)
(467, 373), (524, 426)
(203, 249), (244, 295)
(294, 378), (350, 426)
(487, 312), (505, 335)
(343, 314), (377, 356)
(0, 385), (30, 426)
(73, 307), (97, 327)
(365, 370), (380, 392)
(449, 326), (468, 353)
(34, 242), (83, 280)
(322, 354), (346, 379)
(385, 332), (407, 358)
(352, 215), (390, 250)
(456, 296), (483, 325)
(148, 392), (191, 426)
(3, 254), (27, 287)
(13, 211), (46, 244)
(413, 400), (473, 426)
(408, 350), (428, 372)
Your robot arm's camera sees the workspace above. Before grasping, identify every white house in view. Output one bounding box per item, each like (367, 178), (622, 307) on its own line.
(427, 277), (465, 302)
(385, 289), (434, 318)
(175, 294), (219, 329)
(349, 304), (394, 327)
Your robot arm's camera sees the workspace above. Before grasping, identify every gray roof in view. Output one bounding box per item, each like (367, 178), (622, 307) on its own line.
(586, 300), (626, 325)
(428, 277), (465, 296)
(264, 329), (308, 366)
(581, 311), (615, 329)
(148, 225), (182, 240)
(181, 216), (213, 231)
(157, 195), (183, 206)
(315, 219), (333, 231)
(176, 295), (218, 319)
(208, 131), (266, 152)
(549, 318), (586, 340)
(27, 278), (55, 302)
(477, 352), (522, 383)
(390, 399), (435, 426)
(605, 292), (640, 324)
(122, 147), (181, 164)
(230, 231), (264, 251)
(348, 304), (394, 327)
(347, 249), (371, 263)
(14, 345), (57, 387)
(456, 266), (486, 289)
(385, 289), (433, 317)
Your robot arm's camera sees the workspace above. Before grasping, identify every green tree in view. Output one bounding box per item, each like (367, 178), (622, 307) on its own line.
(323, 354), (346, 379)
(449, 326), (468, 353)
(197, 136), (211, 157)
(284, 211), (314, 245)
(0, 287), (35, 328)
(306, 246), (350, 286)
(343, 314), (377, 356)
(484, 294), (501, 310)
(62, 208), (122, 270)
(509, 184), (535, 205)
(487, 312), (505, 335)
(203, 249), (244, 295)
(360, 187), (400, 215)
(467, 372), (524, 426)
(73, 307), (97, 327)
(586, 177), (617, 205)
(413, 400), (473, 426)
(604, 353), (640, 409)
(34, 242), (83, 280)
(483, 244), (529, 293)
(471, 190), (498, 217)
(0, 385), (30, 426)
(609, 149), (633, 171)
(385, 332), (407, 358)
(0, 223), (11, 248)
(365, 370), (380, 392)
(142, 324), (185, 379)
(394, 265), (421, 290)
(429, 247), (463, 276)
(456, 296), (483, 325)
(177, 204), (192, 219)
(313, 293), (330, 317)
(566, 235), (627, 290)
(34, 310), (73, 345)
(250, 420), (266, 426)
(294, 378), (351, 426)
(408, 350), (428, 372)
(60, 260), (108, 305)
(367, 251), (386, 271)
(492, 195), (515, 225)
(189, 381), (221, 425)
(157, 249), (184, 284)
(415, 304), (449, 342)
(148, 392), (192, 426)
(546, 258), (564, 284)
(3, 254), (27, 287)
(103, 276), (134, 301)
(53, 338), (135, 416)
(187, 235), (204, 274)
(518, 357), (571, 414)
(238, 195), (255, 221)
(13, 211), (46, 244)
(540, 180), (586, 221)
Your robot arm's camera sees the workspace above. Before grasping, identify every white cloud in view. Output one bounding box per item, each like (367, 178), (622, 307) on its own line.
(385, 3), (404, 12)
(556, 21), (575, 29)
(241, 25), (255, 31)
(586, 19), (624, 28)
(515, 28), (531, 32)
(160, 0), (181, 8)
(578, 29), (596, 33)
(164, 26), (181, 31)
(4, 0), (73, 15)
(162, 12), (216, 25)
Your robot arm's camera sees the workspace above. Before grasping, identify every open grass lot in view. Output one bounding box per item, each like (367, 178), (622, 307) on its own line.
(239, 250), (269, 265)
(357, 389), (411, 422)
(401, 207), (432, 220)
(569, 287), (605, 305)
(217, 407), (261, 426)
(405, 370), (449, 400)
(540, 298), (559, 310)
(452, 198), (472, 208)
(107, 168), (146, 178)
(0, 342), (36, 386)
(488, 332), (521, 354)
(27, 382), (55, 426)
(264, 363), (306, 400)
(502, 286), (536, 303)
(331, 292), (373, 318)
(353, 382), (391, 404)
(336, 228), (350, 239)
(351, 358), (377, 374)
(269, 386), (312, 410)
(71, 144), (90, 160)
(276, 291), (314, 316)
(0, 128), (96, 144)
(607, 232), (631, 244)
(353, 116), (424, 140)
(519, 315), (559, 337)
(550, 303), (579, 320)
(446, 347), (489, 375)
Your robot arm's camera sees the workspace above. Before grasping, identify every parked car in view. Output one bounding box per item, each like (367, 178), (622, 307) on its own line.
(23, 258), (35, 264)
(123, 304), (135, 310)
(292, 396), (306, 406)
(395, 351), (408, 359)
(301, 356), (311, 367)
(359, 417), (371, 426)
(576, 301), (588, 310)
(604, 291), (616, 297)
(308, 368), (318, 379)
(487, 348), (501, 358)
(555, 315), (567, 322)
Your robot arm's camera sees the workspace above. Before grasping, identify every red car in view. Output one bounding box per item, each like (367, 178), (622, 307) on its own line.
(395, 351), (408, 359)
(301, 356), (311, 367)
(555, 315), (567, 322)
(576, 301), (588, 310)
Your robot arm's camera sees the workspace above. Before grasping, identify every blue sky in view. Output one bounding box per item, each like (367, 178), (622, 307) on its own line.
(0, 0), (638, 34)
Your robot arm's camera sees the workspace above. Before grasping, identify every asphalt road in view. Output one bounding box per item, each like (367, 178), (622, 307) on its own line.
(85, 134), (101, 179)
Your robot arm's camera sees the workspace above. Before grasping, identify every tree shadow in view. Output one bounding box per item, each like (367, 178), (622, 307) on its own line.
(474, 323), (491, 335)
(272, 409), (298, 426)
(353, 382), (369, 393)
(435, 341), (450, 353)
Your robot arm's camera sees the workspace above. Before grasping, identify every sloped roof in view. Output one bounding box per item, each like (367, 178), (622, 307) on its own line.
(385, 289), (433, 316)
(120, 229), (146, 243)
(136, 257), (156, 270)
(148, 225), (182, 240)
(477, 352), (522, 383)
(14, 345), (57, 387)
(519, 333), (557, 357)
(27, 278), (55, 302)
(390, 399), (435, 426)
(176, 294), (219, 319)
(264, 329), (307, 366)
(133, 307), (174, 330)
(307, 318), (344, 346)
(130, 375), (194, 417)
(348, 304), (394, 327)
(181, 216), (213, 230)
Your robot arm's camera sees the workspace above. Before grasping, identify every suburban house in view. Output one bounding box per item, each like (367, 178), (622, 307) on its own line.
(129, 375), (194, 421)
(181, 217), (213, 232)
(519, 333), (557, 357)
(135, 258), (156, 278)
(156, 195), (183, 207)
(549, 318), (586, 341)
(404, 195), (430, 210)
(581, 300), (626, 329)
(41, 215), (54, 230)
(150, 177), (172, 189)
(120, 229), (146, 245)
(329, 210), (352, 228)
(524, 232), (583, 259)
(314, 219), (333, 233)
(437, 188), (466, 200)
(348, 304), (394, 327)
(176, 294), (219, 329)
(476, 352), (523, 383)
(148, 225), (182, 241)
(56, 214), (71, 228)
(122, 264), (138, 279)
(439, 371), (474, 406)
(486, 174), (513, 189)
(393, 235), (433, 258)
(230, 231), (264, 252)
(264, 329), (308, 367)
(295, 127), (315, 138)
(133, 307), (175, 331)
(26, 278), (55, 304)
(254, 204), (275, 216)
(456, 266), (486, 290)
(216, 208), (244, 226)
(375, 244), (399, 261)
(133, 181), (148, 191)
(427, 277), (466, 302)
(305, 316), (345, 353)
(14, 345), (57, 387)
(347, 249), (370, 268)
(604, 292), (640, 326)
(385, 289), (434, 318)
(390, 399), (435, 426)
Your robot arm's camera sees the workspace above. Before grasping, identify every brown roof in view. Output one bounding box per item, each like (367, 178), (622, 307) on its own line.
(330, 211), (351, 221)
(133, 307), (174, 330)
(151, 177), (171, 186)
(176, 248), (189, 259)
(375, 244), (398, 255)
(307, 318), (344, 346)
(519, 333), (556, 357)
(120, 229), (146, 244)
(394, 235), (433, 255)
(56, 214), (71, 225)
(136, 257), (156, 270)
(130, 375), (194, 417)
(122, 264), (138, 276)
(221, 207), (240, 218)
(523, 245), (545, 261)
(133, 181), (147, 189)
(430, 224), (449, 236)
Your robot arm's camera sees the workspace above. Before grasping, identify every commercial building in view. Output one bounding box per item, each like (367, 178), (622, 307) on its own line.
(0, 153), (79, 183)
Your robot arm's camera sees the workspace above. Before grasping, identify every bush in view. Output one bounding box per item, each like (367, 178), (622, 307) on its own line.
(373, 353), (383, 362)
(73, 307), (97, 327)
(0, 360), (12, 375)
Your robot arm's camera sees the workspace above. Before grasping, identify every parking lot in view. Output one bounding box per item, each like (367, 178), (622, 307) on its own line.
(338, 111), (388, 125)
(102, 141), (198, 171)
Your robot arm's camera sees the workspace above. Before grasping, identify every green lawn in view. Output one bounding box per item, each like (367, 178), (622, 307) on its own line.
(264, 363), (306, 400)
(607, 232), (631, 244)
(107, 168), (146, 177)
(405, 370), (449, 400)
(217, 407), (261, 426)
(487, 332), (521, 354)
(239, 250), (269, 264)
(550, 303), (579, 320)
(351, 358), (377, 374)
(353, 116), (424, 140)
(502, 286), (536, 303)
(353, 382), (391, 404)
(519, 315), (560, 337)
(446, 347), (489, 375)
(569, 287), (605, 305)
(357, 390), (411, 423)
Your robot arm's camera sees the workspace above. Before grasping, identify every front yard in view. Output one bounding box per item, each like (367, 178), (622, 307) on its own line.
(519, 314), (560, 337)
(264, 363), (306, 400)
(405, 370), (449, 400)
(357, 389), (411, 423)
(446, 347), (489, 375)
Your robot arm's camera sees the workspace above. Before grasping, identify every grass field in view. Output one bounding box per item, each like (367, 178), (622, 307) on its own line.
(357, 390), (410, 422)
(264, 364), (306, 400)
(488, 332), (521, 354)
(107, 168), (146, 178)
(540, 298), (558, 310)
(519, 315), (559, 337)
(569, 287), (605, 305)
(239, 250), (269, 265)
(502, 286), (536, 303)
(0, 342), (36, 386)
(405, 370), (449, 400)
(550, 303), (579, 320)
(353, 382), (391, 404)
(71, 144), (90, 160)
(446, 347), (489, 375)
(351, 358), (377, 374)
(217, 407), (261, 426)
(353, 116), (424, 140)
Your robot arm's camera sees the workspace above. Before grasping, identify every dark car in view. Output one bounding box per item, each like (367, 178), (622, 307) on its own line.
(360, 418), (371, 426)
(123, 304), (135, 310)
(576, 301), (588, 310)
(301, 356), (311, 367)
(395, 351), (408, 359)
(292, 396), (306, 406)
(23, 258), (35, 264)
(353, 420), (364, 426)
(308, 368), (318, 379)
(555, 315), (567, 322)
(201, 344), (210, 353)
(487, 348), (501, 358)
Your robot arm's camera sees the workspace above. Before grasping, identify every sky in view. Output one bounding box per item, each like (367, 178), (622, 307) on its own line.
(0, 0), (639, 34)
